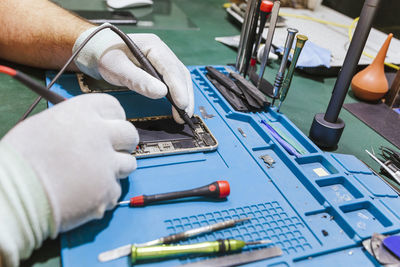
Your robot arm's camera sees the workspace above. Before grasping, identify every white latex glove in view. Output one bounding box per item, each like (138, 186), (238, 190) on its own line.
(1, 94), (138, 234)
(73, 24), (194, 124)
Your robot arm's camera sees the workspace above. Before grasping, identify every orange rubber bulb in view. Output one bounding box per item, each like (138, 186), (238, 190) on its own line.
(351, 33), (393, 101)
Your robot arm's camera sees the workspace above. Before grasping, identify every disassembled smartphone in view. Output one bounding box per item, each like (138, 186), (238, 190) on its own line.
(129, 115), (218, 158)
(77, 73), (128, 93)
(77, 74), (218, 158)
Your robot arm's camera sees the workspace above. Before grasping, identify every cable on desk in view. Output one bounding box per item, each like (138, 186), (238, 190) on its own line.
(348, 17), (399, 71)
(279, 12), (350, 28)
(0, 66), (17, 76)
(279, 12), (399, 71)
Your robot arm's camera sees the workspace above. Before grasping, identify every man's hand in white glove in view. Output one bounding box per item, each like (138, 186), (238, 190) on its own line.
(73, 25), (194, 124)
(0, 94), (138, 266)
(1, 93), (138, 234)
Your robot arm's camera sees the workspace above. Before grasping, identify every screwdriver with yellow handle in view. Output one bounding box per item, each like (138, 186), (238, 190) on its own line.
(98, 217), (252, 263)
(100, 239), (271, 264)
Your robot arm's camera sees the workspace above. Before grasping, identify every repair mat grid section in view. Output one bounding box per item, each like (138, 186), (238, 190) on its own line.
(164, 201), (311, 262)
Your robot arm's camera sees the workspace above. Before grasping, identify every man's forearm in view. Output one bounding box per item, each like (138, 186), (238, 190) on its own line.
(0, 0), (94, 70)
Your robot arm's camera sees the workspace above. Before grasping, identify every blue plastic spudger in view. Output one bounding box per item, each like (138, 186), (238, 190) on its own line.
(383, 236), (400, 259)
(260, 120), (301, 158)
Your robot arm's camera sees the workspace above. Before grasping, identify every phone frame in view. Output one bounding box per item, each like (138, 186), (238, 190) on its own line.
(129, 115), (218, 158)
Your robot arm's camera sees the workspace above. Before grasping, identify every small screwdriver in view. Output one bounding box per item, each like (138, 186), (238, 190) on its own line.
(277, 35), (308, 112)
(118, 181), (230, 207)
(131, 239), (270, 264)
(98, 217), (251, 262)
(100, 239), (271, 264)
(137, 217), (251, 247)
(271, 28), (298, 106)
(248, 1), (274, 75)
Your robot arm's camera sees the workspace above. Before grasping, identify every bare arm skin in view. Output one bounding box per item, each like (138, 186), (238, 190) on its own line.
(0, 0), (94, 70)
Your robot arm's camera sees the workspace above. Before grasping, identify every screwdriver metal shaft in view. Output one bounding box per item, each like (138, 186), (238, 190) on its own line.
(277, 35), (308, 112)
(237, 0), (258, 72)
(257, 1), (280, 87)
(98, 217), (251, 262)
(242, 0), (263, 77)
(271, 28), (298, 106)
(137, 217), (251, 247)
(247, 1), (274, 76)
(366, 150), (400, 184)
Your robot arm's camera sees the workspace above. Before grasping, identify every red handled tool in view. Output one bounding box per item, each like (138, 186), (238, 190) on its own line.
(0, 65), (65, 105)
(249, 1), (274, 72)
(118, 181), (230, 207)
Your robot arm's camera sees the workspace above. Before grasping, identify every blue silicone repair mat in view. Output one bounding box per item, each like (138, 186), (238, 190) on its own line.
(46, 66), (400, 267)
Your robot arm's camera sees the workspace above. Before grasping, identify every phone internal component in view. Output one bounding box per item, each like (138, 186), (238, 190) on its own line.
(129, 115), (218, 158)
(77, 73), (129, 93)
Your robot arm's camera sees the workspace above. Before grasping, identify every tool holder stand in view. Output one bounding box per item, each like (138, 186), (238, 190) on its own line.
(309, 113), (345, 149)
(309, 0), (381, 148)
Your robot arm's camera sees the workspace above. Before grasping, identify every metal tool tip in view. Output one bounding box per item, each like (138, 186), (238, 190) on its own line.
(118, 200), (130, 206)
(98, 253), (111, 262)
(258, 239), (273, 244)
(365, 149), (374, 157)
(246, 239), (272, 245)
(98, 244), (132, 262)
(184, 114), (196, 130)
(287, 28), (299, 34)
(236, 217), (252, 223)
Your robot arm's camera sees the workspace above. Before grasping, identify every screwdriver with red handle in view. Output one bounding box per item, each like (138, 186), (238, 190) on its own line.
(0, 65), (65, 105)
(118, 181), (230, 207)
(247, 0), (274, 76)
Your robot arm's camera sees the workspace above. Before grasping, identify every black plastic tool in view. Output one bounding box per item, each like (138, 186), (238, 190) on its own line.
(206, 75), (248, 112)
(242, 0), (262, 77)
(206, 66), (243, 96)
(118, 181), (230, 207)
(236, 82), (263, 109)
(229, 71), (270, 106)
(249, 70), (274, 97)
(206, 66), (264, 111)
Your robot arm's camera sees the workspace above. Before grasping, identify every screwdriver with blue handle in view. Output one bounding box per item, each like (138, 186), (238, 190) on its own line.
(277, 35), (308, 112)
(271, 28), (298, 107)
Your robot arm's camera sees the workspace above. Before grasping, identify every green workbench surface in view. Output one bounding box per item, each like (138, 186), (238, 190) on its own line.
(0, 1), (396, 266)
